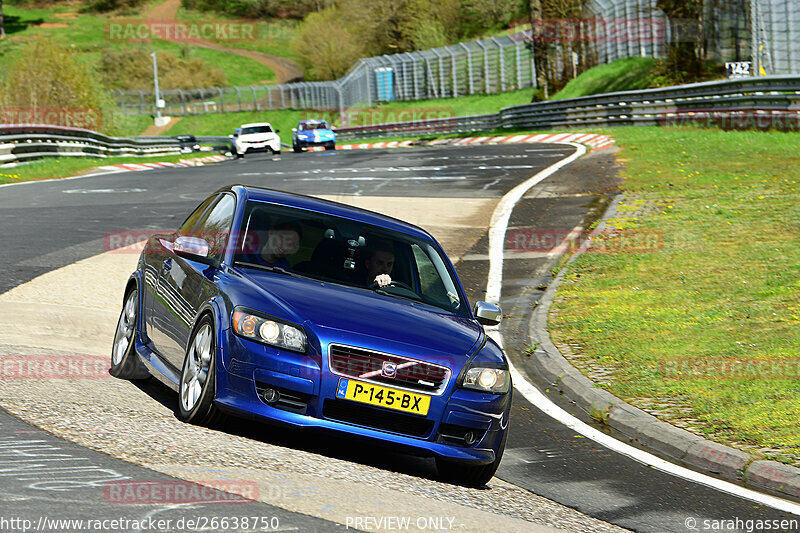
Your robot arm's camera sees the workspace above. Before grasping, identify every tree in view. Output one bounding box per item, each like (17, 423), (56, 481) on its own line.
(292, 8), (364, 80)
(657, 0), (705, 82)
(1, 0), (6, 40)
(0, 37), (106, 128)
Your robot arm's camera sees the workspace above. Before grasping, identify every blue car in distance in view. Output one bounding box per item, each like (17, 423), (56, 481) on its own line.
(292, 119), (336, 152)
(111, 185), (511, 485)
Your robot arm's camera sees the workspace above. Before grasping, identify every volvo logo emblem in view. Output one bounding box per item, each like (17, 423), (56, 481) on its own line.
(381, 362), (397, 378)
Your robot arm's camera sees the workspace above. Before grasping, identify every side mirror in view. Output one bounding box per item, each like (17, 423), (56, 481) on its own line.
(474, 301), (502, 326)
(174, 236), (219, 267)
(292, 128), (297, 132)
(228, 134), (233, 138)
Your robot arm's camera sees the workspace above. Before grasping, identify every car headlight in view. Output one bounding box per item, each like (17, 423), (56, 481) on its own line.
(461, 366), (510, 394)
(232, 308), (307, 353)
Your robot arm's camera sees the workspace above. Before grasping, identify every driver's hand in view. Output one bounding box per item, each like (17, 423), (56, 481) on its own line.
(374, 274), (392, 288)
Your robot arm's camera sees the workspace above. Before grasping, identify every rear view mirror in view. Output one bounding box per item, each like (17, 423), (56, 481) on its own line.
(174, 236), (219, 267)
(474, 301), (502, 326)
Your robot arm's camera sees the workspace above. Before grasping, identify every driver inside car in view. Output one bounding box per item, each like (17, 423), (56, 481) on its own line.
(363, 240), (395, 288)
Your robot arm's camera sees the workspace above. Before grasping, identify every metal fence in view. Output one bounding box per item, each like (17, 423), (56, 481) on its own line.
(584, 0), (669, 64)
(114, 31), (539, 117)
(0, 124), (181, 165)
(753, 0), (800, 74)
(334, 75), (800, 140)
(7, 75), (800, 164)
(111, 1), (800, 117)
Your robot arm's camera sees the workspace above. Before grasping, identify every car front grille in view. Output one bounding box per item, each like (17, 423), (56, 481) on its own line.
(323, 399), (434, 438)
(328, 344), (450, 395)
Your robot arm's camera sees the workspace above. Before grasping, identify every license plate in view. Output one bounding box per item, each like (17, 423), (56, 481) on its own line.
(336, 378), (430, 416)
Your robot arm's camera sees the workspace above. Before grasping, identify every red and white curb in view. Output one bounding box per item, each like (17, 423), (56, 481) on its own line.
(306, 133), (614, 152)
(445, 132), (614, 150)
(86, 155), (228, 176)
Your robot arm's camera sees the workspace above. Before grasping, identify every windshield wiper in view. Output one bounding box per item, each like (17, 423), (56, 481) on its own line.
(374, 287), (422, 303)
(234, 261), (300, 277)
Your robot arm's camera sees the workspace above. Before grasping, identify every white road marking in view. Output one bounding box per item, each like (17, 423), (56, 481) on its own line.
(475, 165), (536, 170)
(297, 176), (470, 182)
(485, 143), (800, 515)
(485, 143), (585, 304)
(481, 179), (501, 191)
(62, 188), (147, 194)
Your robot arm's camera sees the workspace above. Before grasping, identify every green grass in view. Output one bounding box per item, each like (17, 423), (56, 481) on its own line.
(104, 114), (157, 137)
(548, 127), (800, 465)
(0, 3), (275, 89)
(551, 57), (660, 100)
(157, 88), (538, 137)
(349, 88), (536, 119)
(175, 7), (301, 62)
(0, 151), (217, 185)
(165, 109), (308, 138)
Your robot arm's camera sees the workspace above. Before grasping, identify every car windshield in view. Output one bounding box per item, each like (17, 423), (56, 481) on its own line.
(234, 200), (467, 316)
(241, 125), (273, 135)
(300, 122), (328, 131)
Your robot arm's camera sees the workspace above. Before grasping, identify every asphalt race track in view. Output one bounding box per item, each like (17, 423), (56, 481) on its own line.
(1, 144), (798, 532)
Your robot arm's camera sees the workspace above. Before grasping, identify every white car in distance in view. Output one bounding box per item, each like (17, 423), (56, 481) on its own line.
(234, 123), (281, 158)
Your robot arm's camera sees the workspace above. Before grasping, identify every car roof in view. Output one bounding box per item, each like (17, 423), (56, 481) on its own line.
(298, 119), (328, 124)
(240, 122), (272, 128)
(229, 185), (433, 241)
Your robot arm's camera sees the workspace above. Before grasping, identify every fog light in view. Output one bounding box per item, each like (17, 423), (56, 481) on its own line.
(464, 431), (477, 446)
(262, 388), (280, 404)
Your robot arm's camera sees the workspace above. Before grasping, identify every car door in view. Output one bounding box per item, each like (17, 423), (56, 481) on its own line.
(149, 193), (236, 370)
(143, 194), (215, 347)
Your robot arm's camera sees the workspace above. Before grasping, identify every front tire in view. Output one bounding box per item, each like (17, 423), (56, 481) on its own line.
(325, 142), (336, 151)
(110, 288), (150, 380)
(435, 429), (507, 486)
(293, 143), (302, 153)
(178, 316), (224, 426)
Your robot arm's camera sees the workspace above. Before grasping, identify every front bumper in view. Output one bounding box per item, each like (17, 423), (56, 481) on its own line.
(294, 137), (335, 147)
(215, 332), (510, 463)
(237, 140), (280, 154)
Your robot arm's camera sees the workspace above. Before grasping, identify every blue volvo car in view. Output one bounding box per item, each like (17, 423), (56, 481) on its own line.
(111, 185), (511, 485)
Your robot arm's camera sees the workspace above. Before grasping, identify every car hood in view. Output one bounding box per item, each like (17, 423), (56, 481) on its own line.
(297, 129), (334, 139)
(236, 269), (482, 358)
(239, 132), (277, 142)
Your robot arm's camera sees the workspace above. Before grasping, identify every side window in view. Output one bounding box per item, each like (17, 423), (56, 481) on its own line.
(179, 195), (216, 235)
(412, 244), (449, 306)
(193, 194), (236, 262)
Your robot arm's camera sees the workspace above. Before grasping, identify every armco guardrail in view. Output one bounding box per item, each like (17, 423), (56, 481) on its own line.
(335, 75), (800, 141)
(0, 124), (183, 165)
